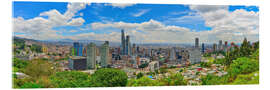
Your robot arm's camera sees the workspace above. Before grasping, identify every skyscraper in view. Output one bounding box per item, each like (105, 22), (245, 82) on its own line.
(100, 42), (110, 68)
(132, 43), (136, 55)
(126, 35), (130, 55)
(170, 48), (176, 61)
(202, 43), (205, 53)
(86, 43), (96, 69)
(195, 38), (199, 48)
(218, 40), (223, 51)
(121, 29), (126, 55)
(213, 43), (217, 52)
(73, 42), (83, 56)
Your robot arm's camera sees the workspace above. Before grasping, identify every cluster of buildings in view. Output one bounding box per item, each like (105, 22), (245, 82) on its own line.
(68, 41), (111, 70)
(68, 29), (204, 72)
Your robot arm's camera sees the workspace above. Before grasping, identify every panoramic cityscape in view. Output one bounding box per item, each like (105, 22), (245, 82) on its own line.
(12, 2), (259, 88)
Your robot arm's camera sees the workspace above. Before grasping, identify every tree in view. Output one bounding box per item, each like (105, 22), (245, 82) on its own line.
(139, 63), (149, 68)
(13, 58), (29, 72)
(90, 68), (128, 87)
(201, 74), (229, 85)
(50, 71), (91, 88)
(240, 38), (252, 57)
(159, 73), (187, 86)
(23, 59), (56, 80)
(136, 72), (144, 79)
(228, 57), (259, 79)
(127, 76), (163, 86)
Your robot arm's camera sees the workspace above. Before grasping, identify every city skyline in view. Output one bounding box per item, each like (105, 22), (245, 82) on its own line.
(13, 2), (259, 44)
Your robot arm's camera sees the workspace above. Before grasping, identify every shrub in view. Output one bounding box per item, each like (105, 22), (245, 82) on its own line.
(201, 74), (229, 85)
(90, 68), (128, 87)
(159, 73), (187, 86)
(136, 72), (144, 79)
(20, 82), (44, 88)
(200, 62), (211, 68)
(13, 58), (29, 72)
(127, 76), (163, 86)
(23, 59), (56, 80)
(228, 57), (259, 78)
(231, 71), (259, 85)
(50, 71), (91, 88)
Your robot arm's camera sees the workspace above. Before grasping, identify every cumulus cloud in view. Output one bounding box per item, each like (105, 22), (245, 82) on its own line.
(105, 3), (135, 9)
(13, 4), (259, 44)
(13, 2), (90, 40)
(189, 5), (259, 43)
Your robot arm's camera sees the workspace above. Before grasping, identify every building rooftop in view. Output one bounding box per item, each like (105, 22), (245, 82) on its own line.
(70, 56), (86, 60)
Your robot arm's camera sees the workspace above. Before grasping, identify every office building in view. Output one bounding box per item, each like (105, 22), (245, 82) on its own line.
(100, 42), (110, 68)
(86, 43), (96, 69)
(195, 38), (199, 48)
(188, 48), (201, 64)
(73, 42), (83, 56)
(149, 61), (159, 72)
(125, 35), (131, 55)
(170, 48), (176, 61)
(213, 43), (217, 52)
(218, 40), (223, 51)
(202, 43), (205, 53)
(121, 29), (126, 55)
(68, 56), (87, 70)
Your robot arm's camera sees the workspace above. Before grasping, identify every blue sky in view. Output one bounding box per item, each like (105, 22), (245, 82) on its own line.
(13, 1), (259, 44)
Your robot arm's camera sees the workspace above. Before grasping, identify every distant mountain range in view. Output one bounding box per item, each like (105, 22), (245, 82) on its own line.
(14, 36), (230, 47)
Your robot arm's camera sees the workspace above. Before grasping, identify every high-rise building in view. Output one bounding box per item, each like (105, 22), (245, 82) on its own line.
(126, 35), (131, 55)
(213, 43), (217, 52)
(86, 43), (96, 69)
(82, 47), (87, 56)
(202, 43), (205, 53)
(195, 38), (199, 48)
(121, 29), (126, 55)
(218, 40), (223, 51)
(73, 42), (83, 56)
(189, 48), (201, 64)
(100, 42), (110, 68)
(132, 43), (136, 55)
(170, 48), (176, 61)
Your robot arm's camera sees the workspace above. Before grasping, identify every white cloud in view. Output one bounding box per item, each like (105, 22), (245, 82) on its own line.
(13, 4), (259, 44)
(132, 9), (151, 17)
(67, 18), (85, 26)
(13, 2), (90, 40)
(105, 3), (135, 9)
(188, 5), (259, 43)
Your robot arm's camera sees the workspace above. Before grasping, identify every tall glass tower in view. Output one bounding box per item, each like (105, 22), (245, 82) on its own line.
(121, 29), (126, 55)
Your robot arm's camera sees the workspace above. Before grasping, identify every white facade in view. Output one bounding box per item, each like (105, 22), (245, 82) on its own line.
(188, 48), (201, 64)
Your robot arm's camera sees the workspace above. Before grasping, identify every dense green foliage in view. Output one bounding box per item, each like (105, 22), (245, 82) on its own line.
(20, 82), (44, 88)
(13, 58), (29, 72)
(200, 62), (211, 68)
(90, 68), (128, 87)
(50, 71), (91, 88)
(127, 76), (162, 86)
(201, 74), (229, 85)
(159, 73), (187, 86)
(30, 44), (42, 53)
(13, 38), (25, 50)
(228, 57), (259, 78)
(231, 71), (259, 84)
(139, 63), (149, 68)
(23, 59), (56, 80)
(136, 72), (144, 79)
